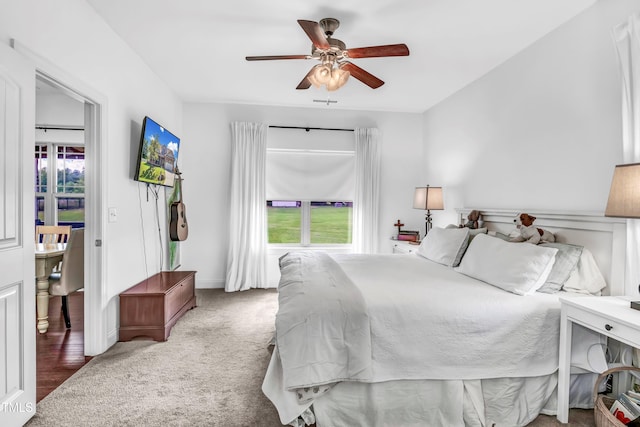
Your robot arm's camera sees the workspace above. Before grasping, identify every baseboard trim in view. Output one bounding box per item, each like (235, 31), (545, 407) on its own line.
(195, 279), (225, 289)
(107, 328), (118, 348)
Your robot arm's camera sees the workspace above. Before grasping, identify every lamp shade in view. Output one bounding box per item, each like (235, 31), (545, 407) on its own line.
(413, 186), (444, 210)
(605, 163), (640, 218)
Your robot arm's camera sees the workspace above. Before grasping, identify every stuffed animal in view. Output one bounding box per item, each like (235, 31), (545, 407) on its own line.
(510, 213), (555, 244)
(460, 210), (481, 229)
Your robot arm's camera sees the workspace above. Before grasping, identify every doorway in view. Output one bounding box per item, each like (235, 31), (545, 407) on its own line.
(0, 40), (105, 426)
(34, 75), (90, 401)
(32, 67), (106, 357)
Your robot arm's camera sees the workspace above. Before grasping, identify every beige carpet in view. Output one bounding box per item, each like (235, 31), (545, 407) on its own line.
(27, 288), (596, 426)
(27, 289), (281, 426)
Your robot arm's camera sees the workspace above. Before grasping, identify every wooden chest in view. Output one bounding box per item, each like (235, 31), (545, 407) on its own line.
(119, 270), (197, 342)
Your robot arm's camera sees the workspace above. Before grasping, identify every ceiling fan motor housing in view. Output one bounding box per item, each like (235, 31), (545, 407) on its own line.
(311, 18), (346, 58)
(312, 38), (346, 58)
(319, 18), (340, 36)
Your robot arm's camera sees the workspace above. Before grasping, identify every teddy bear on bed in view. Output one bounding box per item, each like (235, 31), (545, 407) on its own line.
(459, 210), (481, 229)
(510, 213), (555, 244)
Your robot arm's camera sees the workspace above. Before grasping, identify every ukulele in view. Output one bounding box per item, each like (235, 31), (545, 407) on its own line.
(169, 168), (188, 241)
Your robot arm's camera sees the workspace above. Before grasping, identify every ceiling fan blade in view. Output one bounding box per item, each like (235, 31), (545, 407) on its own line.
(296, 69), (314, 90)
(296, 65), (317, 89)
(246, 54), (309, 61)
(297, 20), (330, 50)
(296, 78), (311, 90)
(341, 62), (384, 89)
(346, 44), (410, 59)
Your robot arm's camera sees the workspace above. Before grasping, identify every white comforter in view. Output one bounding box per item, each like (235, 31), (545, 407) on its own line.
(276, 251), (563, 391)
(277, 251), (373, 389)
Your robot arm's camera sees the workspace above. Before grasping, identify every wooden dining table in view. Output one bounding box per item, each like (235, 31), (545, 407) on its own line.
(35, 243), (66, 333)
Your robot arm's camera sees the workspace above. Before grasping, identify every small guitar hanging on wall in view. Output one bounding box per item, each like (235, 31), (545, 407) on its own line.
(169, 168), (188, 241)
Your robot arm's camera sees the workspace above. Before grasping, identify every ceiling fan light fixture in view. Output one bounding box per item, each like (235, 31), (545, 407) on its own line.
(308, 63), (332, 87)
(327, 66), (350, 91)
(307, 65), (322, 88)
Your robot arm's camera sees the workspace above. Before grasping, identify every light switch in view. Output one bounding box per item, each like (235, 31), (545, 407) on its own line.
(108, 207), (117, 223)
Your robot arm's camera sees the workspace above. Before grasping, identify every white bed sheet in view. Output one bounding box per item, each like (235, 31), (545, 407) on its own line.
(264, 347), (599, 427)
(265, 250), (607, 426)
(333, 253), (563, 380)
(311, 376), (560, 427)
(311, 372), (601, 427)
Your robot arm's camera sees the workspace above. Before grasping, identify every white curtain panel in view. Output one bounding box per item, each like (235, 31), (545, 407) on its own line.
(613, 13), (640, 296)
(226, 122), (268, 292)
(352, 128), (381, 254)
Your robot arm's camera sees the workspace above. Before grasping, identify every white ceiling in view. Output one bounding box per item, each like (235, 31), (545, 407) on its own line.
(86, 0), (596, 113)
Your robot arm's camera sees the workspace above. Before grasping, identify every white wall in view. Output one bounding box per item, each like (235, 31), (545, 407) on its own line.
(36, 92), (84, 127)
(422, 0), (639, 227)
(36, 92), (85, 145)
(181, 103), (423, 288)
(0, 0), (183, 348)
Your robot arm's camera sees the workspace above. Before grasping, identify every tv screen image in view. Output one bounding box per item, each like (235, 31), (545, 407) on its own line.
(134, 116), (180, 187)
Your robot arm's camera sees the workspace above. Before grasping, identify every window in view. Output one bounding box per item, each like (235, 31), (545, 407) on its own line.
(266, 128), (355, 247)
(267, 201), (301, 244)
(35, 143), (85, 228)
(56, 146), (85, 194)
(310, 201), (352, 244)
(35, 144), (48, 193)
(267, 200), (353, 245)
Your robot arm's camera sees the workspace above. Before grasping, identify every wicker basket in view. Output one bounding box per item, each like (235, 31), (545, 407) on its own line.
(593, 366), (640, 427)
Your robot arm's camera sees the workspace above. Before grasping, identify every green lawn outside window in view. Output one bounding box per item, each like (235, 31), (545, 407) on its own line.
(267, 205), (352, 244)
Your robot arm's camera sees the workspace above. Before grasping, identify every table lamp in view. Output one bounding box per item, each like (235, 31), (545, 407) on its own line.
(605, 163), (640, 219)
(605, 163), (640, 309)
(413, 186), (444, 238)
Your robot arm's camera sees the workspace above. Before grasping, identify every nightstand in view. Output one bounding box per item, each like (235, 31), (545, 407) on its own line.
(390, 240), (420, 254)
(557, 295), (640, 423)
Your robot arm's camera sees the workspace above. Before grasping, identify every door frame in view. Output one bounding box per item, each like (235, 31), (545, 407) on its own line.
(13, 40), (109, 356)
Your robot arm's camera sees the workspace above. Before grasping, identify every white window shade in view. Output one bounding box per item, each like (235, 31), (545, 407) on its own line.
(266, 150), (355, 201)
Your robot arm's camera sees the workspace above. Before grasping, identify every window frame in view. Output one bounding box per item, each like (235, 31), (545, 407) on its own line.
(35, 141), (85, 227)
(267, 200), (353, 248)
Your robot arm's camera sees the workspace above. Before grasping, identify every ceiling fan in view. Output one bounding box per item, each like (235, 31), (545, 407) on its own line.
(245, 18), (409, 91)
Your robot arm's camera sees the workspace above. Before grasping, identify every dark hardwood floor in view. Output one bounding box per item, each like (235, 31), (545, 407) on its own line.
(36, 292), (90, 402)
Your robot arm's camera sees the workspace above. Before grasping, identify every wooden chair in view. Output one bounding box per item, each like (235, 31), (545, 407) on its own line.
(48, 228), (84, 329)
(36, 225), (72, 244)
(36, 225), (72, 272)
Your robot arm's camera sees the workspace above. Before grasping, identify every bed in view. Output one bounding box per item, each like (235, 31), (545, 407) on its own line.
(262, 209), (627, 427)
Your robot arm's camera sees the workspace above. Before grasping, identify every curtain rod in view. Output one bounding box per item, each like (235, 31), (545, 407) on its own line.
(269, 125), (354, 132)
(36, 125), (84, 131)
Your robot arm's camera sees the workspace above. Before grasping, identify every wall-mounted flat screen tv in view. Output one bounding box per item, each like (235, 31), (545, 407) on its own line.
(134, 116), (181, 187)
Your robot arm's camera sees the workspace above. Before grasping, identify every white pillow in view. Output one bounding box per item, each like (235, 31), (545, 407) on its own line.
(417, 227), (469, 267)
(562, 248), (607, 295)
(455, 233), (558, 295)
(468, 227), (488, 241)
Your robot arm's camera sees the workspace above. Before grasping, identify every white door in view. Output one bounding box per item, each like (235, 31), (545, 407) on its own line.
(0, 42), (36, 426)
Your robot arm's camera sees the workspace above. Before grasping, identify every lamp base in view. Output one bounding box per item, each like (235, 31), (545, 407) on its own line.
(631, 301), (640, 311)
(425, 210), (433, 237)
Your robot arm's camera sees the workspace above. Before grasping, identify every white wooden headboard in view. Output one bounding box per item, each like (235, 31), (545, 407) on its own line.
(456, 209), (627, 296)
